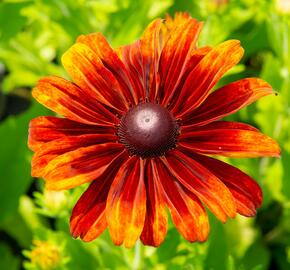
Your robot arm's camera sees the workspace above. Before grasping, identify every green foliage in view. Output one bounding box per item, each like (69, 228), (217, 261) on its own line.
(0, 101), (49, 222)
(0, 0), (290, 269)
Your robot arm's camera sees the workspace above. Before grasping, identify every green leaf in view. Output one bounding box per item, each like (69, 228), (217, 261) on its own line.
(0, 101), (49, 222)
(0, 243), (20, 270)
(240, 240), (270, 270)
(156, 228), (180, 263)
(282, 150), (290, 199)
(204, 217), (228, 270)
(0, 1), (29, 44)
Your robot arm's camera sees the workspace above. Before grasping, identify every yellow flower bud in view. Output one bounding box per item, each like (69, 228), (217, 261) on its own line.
(31, 240), (62, 270)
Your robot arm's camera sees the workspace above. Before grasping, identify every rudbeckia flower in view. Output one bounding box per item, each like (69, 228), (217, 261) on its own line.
(28, 13), (280, 248)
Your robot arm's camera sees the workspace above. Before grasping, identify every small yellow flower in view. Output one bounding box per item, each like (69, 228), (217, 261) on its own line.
(31, 240), (61, 270)
(276, 0), (290, 14)
(24, 239), (69, 270)
(42, 190), (68, 214)
(34, 190), (69, 217)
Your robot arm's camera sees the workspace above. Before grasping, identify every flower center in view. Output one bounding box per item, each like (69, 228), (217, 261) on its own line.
(117, 103), (180, 158)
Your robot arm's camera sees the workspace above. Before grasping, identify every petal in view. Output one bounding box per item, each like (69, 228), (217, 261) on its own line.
(161, 150), (236, 222)
(70, 150), (128, 241)
(183, 78), (274, 126)
(171, 40), (244, 118)
(181, 150), (262, 217)
(140, 19), (163, 100)
(62, 43), (129, 113)
(31, 134), (117, 177)
(106, 157), (146, 248)
(179, 121), (281, 157)
(152, 158), (209, 242)
(118, 19), (164, 102)
(161, 46), (212, 106)
(32, 76), (118, 125)
(118, 41), (145, 102)
(42, 143), (125, 190)
(76, 33), (138, 105)
(28, 116), (115, 151)
(158, 17), (203, 104)
(181, 120), (259, 133)
(140, 160), (168, 247)
(118, 14), (204, 103)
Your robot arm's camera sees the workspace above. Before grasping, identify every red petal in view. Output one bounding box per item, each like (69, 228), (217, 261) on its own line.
(179, 121), (281, 157)
(32, 76), (118, 125)
(61, 43), (129, 113)
(158, 17), (203, 104)
(70, 151), (128, 241)
(42, 143), (125, 190)
(181, 150), (262, 217)
(171, 40), (244, 118)
(182, 120), (259, 133)
(118, 41), (146, 102)
(152, 158), (209, 242)
(140, 19), (163, 100)
(118, 19), (164, 102)
(118, 15), (204, 104)
(161, 150), (236, 222)
(183, 78), (274, 126)
(28, 116), (115, 151)
(161, 46), (212, 106)
(140, 160), (168, 247)
(31, 134), (117, 177)
(77, 33), (138, 105)
(106, 157), (146, 248)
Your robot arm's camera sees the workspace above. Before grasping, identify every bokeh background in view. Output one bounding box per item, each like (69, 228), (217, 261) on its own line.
(0, 0), (290, 269)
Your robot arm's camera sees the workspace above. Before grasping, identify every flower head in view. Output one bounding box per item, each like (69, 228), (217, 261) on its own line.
(34, 190), (69, 217)
(29, 13), (280, 248)
(24, 240), (67, 270)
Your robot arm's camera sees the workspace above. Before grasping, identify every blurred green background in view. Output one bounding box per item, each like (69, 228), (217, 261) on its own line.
(0, 0), (290, 269)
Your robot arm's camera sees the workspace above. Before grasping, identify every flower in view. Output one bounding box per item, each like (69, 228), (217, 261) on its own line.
(28, 12), (280, 248)
(24, 239), (69, 270)
(34, 190), (69, 217)
(276, 0), (290, 14)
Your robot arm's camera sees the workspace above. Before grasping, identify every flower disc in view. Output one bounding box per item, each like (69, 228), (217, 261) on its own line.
(118, 103), (179, 158)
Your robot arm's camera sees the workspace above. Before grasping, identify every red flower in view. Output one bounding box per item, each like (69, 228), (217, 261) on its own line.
(28, 13), (280, 247)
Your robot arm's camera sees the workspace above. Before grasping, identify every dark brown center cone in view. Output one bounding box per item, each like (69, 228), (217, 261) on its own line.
(118, 103), (180, 158)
